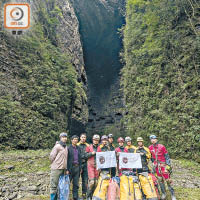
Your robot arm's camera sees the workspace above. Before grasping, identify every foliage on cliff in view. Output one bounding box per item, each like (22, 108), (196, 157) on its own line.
(121, 0), (200, 160)
(0, 0), (86, 149)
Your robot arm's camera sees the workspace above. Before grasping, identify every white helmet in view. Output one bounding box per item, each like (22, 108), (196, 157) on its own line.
(93, 134), (100, 140)
(125, 136), (132, 142)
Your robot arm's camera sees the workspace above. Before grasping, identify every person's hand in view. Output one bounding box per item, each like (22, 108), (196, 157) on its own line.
(140, 152), (144, 156)
(92, 151), (96, 155)
(116, 152), (119, 156)
(166, 165), (172, 174)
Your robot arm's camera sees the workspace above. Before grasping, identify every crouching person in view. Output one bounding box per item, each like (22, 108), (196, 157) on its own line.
(49, 132), (68, 200)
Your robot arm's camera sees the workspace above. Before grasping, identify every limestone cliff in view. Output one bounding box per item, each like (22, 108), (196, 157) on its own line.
(0, 0), (88, 148)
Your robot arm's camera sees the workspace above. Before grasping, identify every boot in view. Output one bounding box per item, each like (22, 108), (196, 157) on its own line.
(159, 182), (166, 200)
(50, 193), (57, 200)
(82, 193), (87, 199)
(168, 185), (176, 200)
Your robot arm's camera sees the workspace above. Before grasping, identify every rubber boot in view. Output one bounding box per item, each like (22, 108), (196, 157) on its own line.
(50, 193), (57, 200)
(159, 182), (166, 200)
(82, 193), (87, 199)
(168, 185), (176, 200)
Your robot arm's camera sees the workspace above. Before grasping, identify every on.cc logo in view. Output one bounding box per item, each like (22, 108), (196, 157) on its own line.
(4, 3), (30, 29)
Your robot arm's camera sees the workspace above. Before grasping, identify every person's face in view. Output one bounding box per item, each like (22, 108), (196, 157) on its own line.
(151, 138), (157, 144)
(138, 141), (143, 147)
(127, 141), (131, 146)
(60, 136), (67, 143)
(72, 138), (78, 145)
(102, 140), (107, 145)
(80, 135), (86, 143)
(108, 138), (113, 144)
(119, 142), (124, 147)
(93, 139), (99, 145)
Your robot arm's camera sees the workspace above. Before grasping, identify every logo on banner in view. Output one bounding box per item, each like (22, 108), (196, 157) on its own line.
(99, 156), (105, 164)
(119, 153), (142, 169)
(4, 3), (30, 29)
(123, 157), (128, 164)
(96, 151), (117, 169)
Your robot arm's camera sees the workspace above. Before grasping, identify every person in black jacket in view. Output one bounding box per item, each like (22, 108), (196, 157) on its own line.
(67, 135), (82, 200)
(77, 133), (89, 199)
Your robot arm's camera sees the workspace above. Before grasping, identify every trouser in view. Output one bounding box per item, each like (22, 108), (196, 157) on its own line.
(158, 176), (175, 197)
(87, 178), (98, 198)
(70, 165), (80, 199)
(50, 169), (65, 194)
(110, 167), (116, 177)
(81, 163), (88, 194)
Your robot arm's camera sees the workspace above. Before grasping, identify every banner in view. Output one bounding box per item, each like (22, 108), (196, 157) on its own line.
(96, 151), (117, 169)
(119, 153), (142, 169)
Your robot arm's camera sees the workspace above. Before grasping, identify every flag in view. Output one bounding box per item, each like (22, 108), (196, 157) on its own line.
(119, 153), (142, 169)
(96, 151), (117, 169)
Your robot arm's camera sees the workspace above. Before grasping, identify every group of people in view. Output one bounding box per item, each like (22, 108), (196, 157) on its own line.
(49, 132), (176, 200)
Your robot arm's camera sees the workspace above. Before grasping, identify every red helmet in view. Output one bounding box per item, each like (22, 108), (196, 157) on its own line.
(117, 137), (124, 143)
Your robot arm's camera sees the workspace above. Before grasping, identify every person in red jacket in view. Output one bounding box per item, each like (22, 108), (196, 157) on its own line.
(85, 134), (100, 199)
(97, 135), (111, 174)
(149, 135), (176, 200)
(115, 137), (129, 176)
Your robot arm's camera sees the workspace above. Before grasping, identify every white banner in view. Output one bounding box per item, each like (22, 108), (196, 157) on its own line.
(119, 153), (142, 169)
(96, 151), (117, 169)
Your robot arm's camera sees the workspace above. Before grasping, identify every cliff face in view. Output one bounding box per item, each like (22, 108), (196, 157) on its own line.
(0, 0), (127, 146)
(0, 0), (88, 148)
(70, 0), (126, 137)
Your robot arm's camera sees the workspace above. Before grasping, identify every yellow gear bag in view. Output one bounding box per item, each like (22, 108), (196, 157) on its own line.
(120, 175), (142, 200)
(138, 173), (158, 199)
(92, 173), (110, 200)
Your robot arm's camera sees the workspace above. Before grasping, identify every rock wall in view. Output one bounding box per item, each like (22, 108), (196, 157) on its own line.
(70, 0), (126, 137)
(0, 0), (88, 148)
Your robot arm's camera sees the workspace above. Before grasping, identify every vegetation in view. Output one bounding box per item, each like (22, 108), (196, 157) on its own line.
(121, 0), (200, 160)
(0, 0), (86, 149)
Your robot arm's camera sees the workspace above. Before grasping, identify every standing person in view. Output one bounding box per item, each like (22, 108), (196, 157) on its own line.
(97, 135), (110, 173)
(77, 133), (89, 199)
(85, 134), (100, 200)
(115, 137), (128, 176)
(49, 132), (68, 200)
(149, 135), (176, 200)
(108, 134), (116, 177)
(67, 135), (82, 200)
(125, 136), (136, 153)
(135, 137), (151, 173)
(136, 137), (158, 200)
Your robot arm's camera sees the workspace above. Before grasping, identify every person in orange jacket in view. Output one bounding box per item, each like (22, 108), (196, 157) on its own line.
(85, 134), (100, 199)
(115, 137), (129, 176)
(125, 136), (136, 153)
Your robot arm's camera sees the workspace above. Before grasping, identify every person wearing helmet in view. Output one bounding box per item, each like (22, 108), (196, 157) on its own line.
(85, 134), (100, 199)
(97, 135), (109, 152)
(77, 133), (90, 199)
(115, 137), (128, 176)
(135, 137), (151, 173)
(149, 135), (176, 200)
(97, 135), (111, 173)
(136, 137), (158, 200)
(108, 134), (116, 177)
(125, 136), (136, 153)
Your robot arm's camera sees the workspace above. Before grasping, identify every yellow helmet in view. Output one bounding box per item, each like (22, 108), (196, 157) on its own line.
(137, 137), (144, 142)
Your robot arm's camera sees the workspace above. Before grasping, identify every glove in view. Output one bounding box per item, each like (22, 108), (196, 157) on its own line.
(166, 165), (172, 174)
